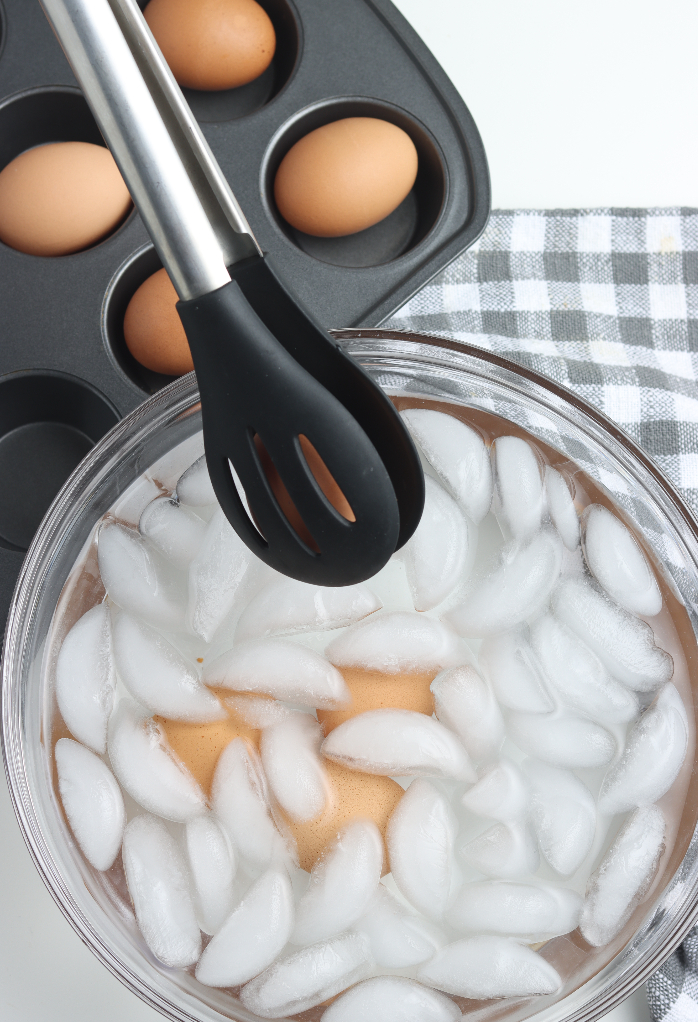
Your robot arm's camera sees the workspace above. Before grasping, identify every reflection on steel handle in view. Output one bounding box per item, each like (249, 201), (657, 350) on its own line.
(40, 0), (261, 301)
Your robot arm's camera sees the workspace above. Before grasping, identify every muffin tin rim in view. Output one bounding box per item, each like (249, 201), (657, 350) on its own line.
(0, 1), (7, 68)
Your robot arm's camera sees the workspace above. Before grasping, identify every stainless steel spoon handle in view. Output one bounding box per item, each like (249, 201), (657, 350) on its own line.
(40, 0), (261, 300)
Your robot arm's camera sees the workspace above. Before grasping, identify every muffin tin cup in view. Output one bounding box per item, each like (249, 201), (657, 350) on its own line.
(4, 333), (698, 1022)
(0, 86), (106, 164)
(0, 0), (489, 625)
(260, 96), (447, 268)
(101, 243), (175, 396)
(0, 370), (119, 551)
(180, 0), (300, 123)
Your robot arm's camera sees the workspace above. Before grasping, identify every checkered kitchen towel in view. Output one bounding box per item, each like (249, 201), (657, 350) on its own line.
(384, 208), (698, 519)
(383, 207), (698, 1022)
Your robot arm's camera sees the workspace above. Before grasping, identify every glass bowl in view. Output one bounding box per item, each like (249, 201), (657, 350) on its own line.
(3, 330), (698, 1022)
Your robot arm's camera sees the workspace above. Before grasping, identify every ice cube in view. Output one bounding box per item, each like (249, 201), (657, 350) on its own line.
(108, 700), (206, 822)
(235, 576), (381, 641)
(224, 693), (293, 729)
(291, 818), (383, 945)
(122, 813), (201, 968)
(582, 504), (662, 617)
(459, 821), (539, 879)
(260, 714), (329, 823)
(580, 804), (666, 947)
(417, 936), (561, 998)
(386, 778), (459, 920)
(401, 408), (492, 524)
(322, 709), (476, 781)
(323, 976), (461, 1022)
(187, 508), (262, 642)
(184, 814), (237, 935)
(98, 521), (185, 632)
(139, 496), (207, 569)
(531, 614), (638, 723)
(195, 868), (294, 986)
(204, 638), (350, 708)
(240, 932), (372, 1018)
(447, 529), (562, 638)
(431, 664), (505, 762)
(446, 880), (582, 941)
(479, 629), (553, 714)
(176, 454), (217, 507)
(55, 738), (125, 871)
(461, 759), (530, 822)
(55, 603), (115, 754)
(522, 760), (596, 877)
(597, 684), (689, 815)
(492, 436), (545, 543)
(354, 884), (444, 968)
(211, 737), (287, 870)
(326, 611), (463, 674)
(403, 476), (471, 611)
(553, 576), (673, 692)
(113, 613), (225, 722)
(545, 466), (579, 551)
(507, 710), (615, 769)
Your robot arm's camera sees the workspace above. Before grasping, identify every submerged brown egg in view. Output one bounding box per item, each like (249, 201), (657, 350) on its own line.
(274, 117), (419, 238)
(317, 666), (436, 734)
(156, 700), (259, 797)
(124, 267), (194, 376)
(0, 141), (131, 257)
(287, 759), (404, 872)
(144, 0), (276, 91)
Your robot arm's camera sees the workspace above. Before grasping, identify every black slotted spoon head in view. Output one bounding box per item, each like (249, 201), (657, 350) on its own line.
(178, 273), (422, 585)
(228, 254), (425, 557)
(41, 0), (425, 585)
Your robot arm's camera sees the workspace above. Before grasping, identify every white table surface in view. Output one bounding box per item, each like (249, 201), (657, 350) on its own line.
(2, 1), (694, 1018)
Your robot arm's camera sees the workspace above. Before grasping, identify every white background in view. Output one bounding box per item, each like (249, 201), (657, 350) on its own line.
(2, 0), (694, 1018)
(396, 0), (698, 210)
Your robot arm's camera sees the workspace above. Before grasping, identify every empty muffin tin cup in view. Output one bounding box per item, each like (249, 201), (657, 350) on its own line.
(5, 332), (698, 1022)
(262, 99), (446, 268)
(0, 370), (118, 552)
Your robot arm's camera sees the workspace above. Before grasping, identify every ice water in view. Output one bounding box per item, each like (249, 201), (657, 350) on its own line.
(45, 398), (697, 1020)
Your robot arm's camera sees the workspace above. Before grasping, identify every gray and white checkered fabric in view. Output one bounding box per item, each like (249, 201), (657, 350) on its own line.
(384, 208), (698, 519)
(383, 207), (698, 1022)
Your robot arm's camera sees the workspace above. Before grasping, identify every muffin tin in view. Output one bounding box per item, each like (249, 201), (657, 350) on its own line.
(0, 0), (490, 629)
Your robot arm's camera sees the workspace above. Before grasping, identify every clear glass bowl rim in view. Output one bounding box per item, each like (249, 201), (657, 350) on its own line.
(2, 328), (698, 1022)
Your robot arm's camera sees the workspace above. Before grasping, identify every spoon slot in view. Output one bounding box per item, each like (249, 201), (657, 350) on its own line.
(254, 433), (356, 554)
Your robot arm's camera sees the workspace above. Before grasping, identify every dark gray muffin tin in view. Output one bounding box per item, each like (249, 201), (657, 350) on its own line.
(0, 0), (490, 628)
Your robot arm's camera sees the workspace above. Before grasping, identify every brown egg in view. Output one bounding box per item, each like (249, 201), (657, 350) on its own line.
(155, 698), (259, 797)
(274, 117), (419, 238)
(287, 759), (404, 871)
(124, 267), (194, 376)
(144, 0), (276, 91)
(317, 666), (436, 734)
(254, 433), (355, 551)
(0, 141), (131, 257)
